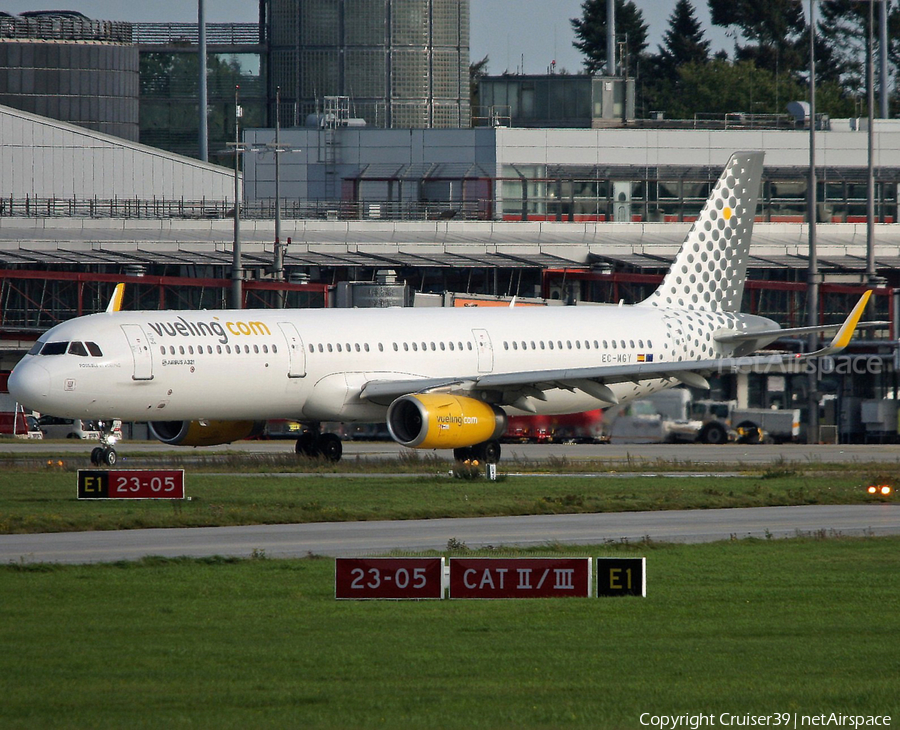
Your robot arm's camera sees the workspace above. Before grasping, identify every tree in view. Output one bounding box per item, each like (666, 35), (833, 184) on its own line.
(654, 0), (710, 81)
(469, 55), (490, 116)
(818, 0), (900, 110)
(571, 0), (649, 76)
(707, 0), (807, 76)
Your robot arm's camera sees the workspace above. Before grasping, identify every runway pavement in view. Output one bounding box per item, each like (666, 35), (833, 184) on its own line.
(1, 504), (898, 565)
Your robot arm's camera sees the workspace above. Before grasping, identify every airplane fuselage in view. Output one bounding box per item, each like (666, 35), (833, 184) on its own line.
(10, 304), (774, 423)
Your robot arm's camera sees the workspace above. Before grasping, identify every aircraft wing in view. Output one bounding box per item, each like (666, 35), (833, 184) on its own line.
(360, 292), (877, 409)
(361, 353), (813, 408)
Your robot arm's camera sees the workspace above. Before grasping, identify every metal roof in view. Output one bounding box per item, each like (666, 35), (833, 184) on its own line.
(1, 219), (899, 271)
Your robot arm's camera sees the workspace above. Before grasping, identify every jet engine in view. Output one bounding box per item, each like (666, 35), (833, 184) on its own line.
(148, 420), (266, 447)
(386, 394), (506, 449)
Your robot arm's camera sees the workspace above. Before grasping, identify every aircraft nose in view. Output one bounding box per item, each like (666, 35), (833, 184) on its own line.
(8, 360), (51, 409)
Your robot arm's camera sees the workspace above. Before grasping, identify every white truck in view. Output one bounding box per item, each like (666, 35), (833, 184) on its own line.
(666, 399), (801, 444)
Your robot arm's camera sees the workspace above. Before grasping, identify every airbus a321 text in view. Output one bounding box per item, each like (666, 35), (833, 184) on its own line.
(8, 152), (882, 465)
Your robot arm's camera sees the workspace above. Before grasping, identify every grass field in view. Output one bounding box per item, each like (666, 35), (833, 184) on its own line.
(0, 465), (894, 533)
(1, 538), (897, 729)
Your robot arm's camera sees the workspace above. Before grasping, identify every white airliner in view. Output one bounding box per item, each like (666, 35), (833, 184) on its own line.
(8, 152), (878, 465)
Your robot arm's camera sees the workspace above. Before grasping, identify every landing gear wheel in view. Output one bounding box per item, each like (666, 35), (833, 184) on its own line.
(90, 447), (103, 466)
(100, 447), (117, 466)
(295, 431), (318, 457)
(473, 440), (501, 464)
(453, 447), (473, 462)
(316, 433), (343, 462)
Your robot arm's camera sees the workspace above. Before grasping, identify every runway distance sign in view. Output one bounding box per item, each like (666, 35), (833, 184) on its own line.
(77, 470), (185, 500)
(335, 557), (445, 600)
(597, 557), (646, 597)
(449, 558), (592, 599)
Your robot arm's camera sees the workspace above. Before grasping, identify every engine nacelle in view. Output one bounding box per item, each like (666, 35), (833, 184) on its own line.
(386, 394), (506, 449)
(148, 420), (266, 447)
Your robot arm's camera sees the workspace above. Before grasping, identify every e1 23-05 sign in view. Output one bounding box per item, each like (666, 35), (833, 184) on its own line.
(77, 470), (185, 500)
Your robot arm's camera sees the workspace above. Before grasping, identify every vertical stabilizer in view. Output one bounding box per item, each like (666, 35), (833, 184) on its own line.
(641, 151), (764, 312)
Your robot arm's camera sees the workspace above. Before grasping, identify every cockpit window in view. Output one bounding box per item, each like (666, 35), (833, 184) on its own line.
(68, 342), (89, 357)
(28, 341), (45, 355)
(40, 342), (69, 356)
(86, 342), (103, 357)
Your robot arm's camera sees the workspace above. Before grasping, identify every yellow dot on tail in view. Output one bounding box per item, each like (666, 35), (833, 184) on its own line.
(723, 207), (733, 220)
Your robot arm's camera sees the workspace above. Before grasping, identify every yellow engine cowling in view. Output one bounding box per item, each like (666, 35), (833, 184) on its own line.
(386, 394), (507, 449)
(148, 420), (266, 447)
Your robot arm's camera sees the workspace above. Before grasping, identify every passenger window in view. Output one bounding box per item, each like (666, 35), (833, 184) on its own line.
(244, 345), (250, 354)
(169, 346), (175, 355)
(364, 343), (369, 352)
(160, 347), (166, 355)
(449, 342), (455, 351)
(638, 340), (644, 348)
(217, 345), (222, 354)
(566, 341), (572, 349)
(648, 339), (653, 348)
(207, 346), (213, 354)
(308, 344), (314, 353)
(421, 342), (427, 351)
(188, 346), (194, 355)
(548, 341), (554, 350)
(346, 343), (351, 352)
(611, 341), (617, 349)
(327, 344), (333, 352)
(226, 345), (232, 354)
(317, 344), (322, 353)
(531, 341), (536, 349)
(68, 342), (89, 356)
(430, 343), (436, 351)
(629, 340), (635, 348)
(512, 342), (518, 350)
(272, 345), (277, 353)
(620, 340), (626, 348)
(254, 345), (259, 354)
(575, 341), (581, 350)
(412, 343), (418, 352)
(439, 342), (445, 351)
(355, 344), (361, 352)
(467, 342), (473, 351)
(337, 344), (342, 353)
(378, 343), (384, 352)
(86, 342), (103, 357)
(521, 341), (527, 350)
(540, 341), (545, 349)
(403, 343), (408, 352)
(179, 346), (185, 355)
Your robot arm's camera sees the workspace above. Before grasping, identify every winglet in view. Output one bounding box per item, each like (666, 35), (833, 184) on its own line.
(106, 283), (125, 313)
(806, 291), (872, 357)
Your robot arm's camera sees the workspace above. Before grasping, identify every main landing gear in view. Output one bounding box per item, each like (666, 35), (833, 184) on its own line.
(453, 439), (501, 465)
(90, 420), (119, 466)
(295, 424), (343, 462)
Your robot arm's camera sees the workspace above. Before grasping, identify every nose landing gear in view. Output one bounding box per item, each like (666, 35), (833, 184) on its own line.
(90, 421), (119, 466)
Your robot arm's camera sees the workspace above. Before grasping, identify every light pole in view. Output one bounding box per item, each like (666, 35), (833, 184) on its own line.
(198, 0), (208, 162)
(229, 85), (243, 309)
(866, 0), (877, 288)
(806, 0), (819, 444)
(274, 87), (285, 307)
